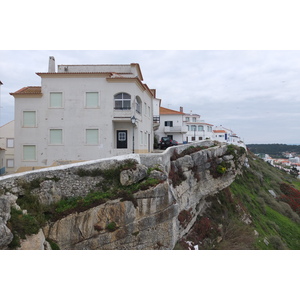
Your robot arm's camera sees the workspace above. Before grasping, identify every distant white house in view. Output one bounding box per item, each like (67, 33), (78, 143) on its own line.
(183, 109), (214, 142)
(11, 57), (158, 172)
(0, 120), (15, 174)
(213, 125), (245, 148)
(155, 106), (187, 143)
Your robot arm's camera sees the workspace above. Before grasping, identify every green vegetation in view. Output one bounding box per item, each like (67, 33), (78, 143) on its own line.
(247, 143), (300, 158)
(176, 151), (300, 250)
(106, 222), (117, 232)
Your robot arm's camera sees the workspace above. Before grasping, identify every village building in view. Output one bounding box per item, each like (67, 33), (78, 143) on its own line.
(0, 120), (15, 174)
(213, 125), (244, 147)
(182, 108), (214, 142)
(155, 106), (187, 144)
(10, 57), (158, 172)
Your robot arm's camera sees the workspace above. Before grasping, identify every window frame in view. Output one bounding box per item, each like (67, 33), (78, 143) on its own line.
(85, 129), (99, 145)
(135, 96), (142, 114)
(164, 121), (173, 127)
(49, 92), (63, 108)
(23, 111), (37, 128)
(6, 138), (14, 148)
(114, 93), (131, 110)
(85, 92), (100, 108)
(49, 129), (63, 145)
(6, 159), (14, 168)
(22, 145), (37, 161)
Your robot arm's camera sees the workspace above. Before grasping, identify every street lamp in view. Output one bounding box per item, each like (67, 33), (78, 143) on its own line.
(131, 116), (136, 153)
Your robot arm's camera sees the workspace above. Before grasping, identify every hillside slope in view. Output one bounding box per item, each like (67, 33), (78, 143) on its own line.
(176, 151), (300, 250)
(247, 144), (300, 158)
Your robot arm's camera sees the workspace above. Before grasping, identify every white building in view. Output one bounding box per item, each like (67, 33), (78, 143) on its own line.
(11, 57), (157, 172)
(213, 125), (245, 148)
(183, 108), (213, 142)
(0, 120), (15, 174)
(155, 106), (187, 143)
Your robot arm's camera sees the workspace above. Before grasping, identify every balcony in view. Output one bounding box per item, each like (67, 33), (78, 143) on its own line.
(113, 107), (133, 119)
(164, 126), (188, 133)
(153, 116), (160, 131)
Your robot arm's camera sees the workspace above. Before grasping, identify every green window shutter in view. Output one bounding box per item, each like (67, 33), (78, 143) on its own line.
(50, 129), (63, 144)
(23, 145), (36, 160)
(23, 111), (36, 127)
(86, 129), (99, 144)
(50, 92), (63, 107)
(86, 92), (99, 107)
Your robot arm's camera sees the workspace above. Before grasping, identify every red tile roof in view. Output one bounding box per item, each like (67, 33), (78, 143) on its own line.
(213, 130), (226, 133)
(10, 86), (42, 95)
(160, 107), (184, 115)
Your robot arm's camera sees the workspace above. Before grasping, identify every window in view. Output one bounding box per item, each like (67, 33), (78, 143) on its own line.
(198, 125), (204, 131)
(192, 117), (196, 122)
(191, 125), (196, 131)
(6, 138), (14, 148)
(23, 145), (36, 161)
(136, 96), (142, 114)
(50, 129), (63, 144)
(164, 121), (173, 127)
(86, 92), (99, 108)
(186, 117), (190, 122)
(23, 111), (36, 127)
(114, 93), (131, 110)
(86, 129), (99, 145)
(140, 131), (143, 145)
(118, 131), (126, 141)
(6, 159), (14, 168)
(148, 106), (150, 117)
(192, 137), (195, 141)
(144, 132), (147, 145)
(50, 92), (63, 108)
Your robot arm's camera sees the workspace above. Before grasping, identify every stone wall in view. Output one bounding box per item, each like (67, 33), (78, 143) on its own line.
(0, 141), (246, 250)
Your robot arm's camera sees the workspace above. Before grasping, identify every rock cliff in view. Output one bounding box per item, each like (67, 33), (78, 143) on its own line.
(0, 142), (246, 250)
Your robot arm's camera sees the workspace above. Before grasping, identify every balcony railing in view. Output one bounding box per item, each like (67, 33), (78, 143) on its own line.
(113, 107), (133, 118)
(153, 116), (160, 123)
(164, 126), (188, 133)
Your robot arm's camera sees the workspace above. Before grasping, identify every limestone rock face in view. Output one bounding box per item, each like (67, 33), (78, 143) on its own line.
(0, 194), (16, 249)
(0, 223), (13, 249)
(37, 180), (62, 206)
(44, 182), (177, 249)
(120, 164), (148, 186)
(19, 229), (48, 250)
(0, 143), (247, 250)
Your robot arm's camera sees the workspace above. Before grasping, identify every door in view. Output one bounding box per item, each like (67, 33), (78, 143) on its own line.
(117, 130), (127, 148)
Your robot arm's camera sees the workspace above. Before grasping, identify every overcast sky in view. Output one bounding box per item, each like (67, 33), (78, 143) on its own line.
(1, 50), (300, 144)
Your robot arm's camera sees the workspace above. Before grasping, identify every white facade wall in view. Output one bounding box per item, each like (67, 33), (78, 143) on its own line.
(156, 114), (186, 143)
(0, 121), (15, 174)
(13, 64), (154, 172)
(183, 114), (213, 143)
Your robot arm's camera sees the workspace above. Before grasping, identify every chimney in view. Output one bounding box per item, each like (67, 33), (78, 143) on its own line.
(180, 106), (183, 113)
(48, 56), (55, 73)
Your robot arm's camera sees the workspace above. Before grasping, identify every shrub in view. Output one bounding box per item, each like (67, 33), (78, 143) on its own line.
(8, 208), (40, 240)
(46, 239), (60, 250)
(178, 209), (193, 227)
(169, 164), (186, 187)
(268, 235), (287, 250)
(106, 222), (117, 232)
